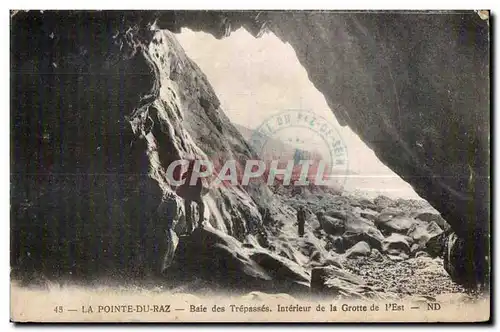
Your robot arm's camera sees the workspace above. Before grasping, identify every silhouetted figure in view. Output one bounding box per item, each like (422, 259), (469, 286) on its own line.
(176, 161), (205, 234)
(297, 206), (306, 237)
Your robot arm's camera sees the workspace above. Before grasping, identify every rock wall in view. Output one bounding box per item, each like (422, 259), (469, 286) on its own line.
(10, 12), (272, 280)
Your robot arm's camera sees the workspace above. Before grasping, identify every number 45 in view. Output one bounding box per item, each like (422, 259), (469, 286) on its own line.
(54, 306), (63, 313)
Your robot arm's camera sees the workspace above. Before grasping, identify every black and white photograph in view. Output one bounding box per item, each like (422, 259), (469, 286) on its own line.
(9, 9), (491, 323)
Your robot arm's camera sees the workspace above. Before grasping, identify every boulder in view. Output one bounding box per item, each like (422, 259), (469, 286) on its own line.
(413, 211), (451, 231)
(342, 217), (384, 251)
(359, 198), (377, 209)
(292, 236), (344, 269)
(359, 198), (374, 206)
(376, 212), (417, 235)
(376, 208), (405, 223)
(170, 228), (270, 285)
(382, 233), (412, 260)
(407, 221), (443, 252)
(384, 217), (416, 233)
(344, 241), (371, 259)
(325, 235), (345, 253)
(442, 231), (488, 289)
(350, 199), (378, 211)
(410, 243), (420, 257)
(373, 196), (393, 212)
(317, 214), (345, 235)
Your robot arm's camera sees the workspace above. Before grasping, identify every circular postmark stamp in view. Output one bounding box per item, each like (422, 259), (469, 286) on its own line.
(248, 109), (349, 190)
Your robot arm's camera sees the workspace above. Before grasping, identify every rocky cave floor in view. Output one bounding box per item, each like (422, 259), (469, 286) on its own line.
(164, 255), (474, 302)
(157, 188), (484, 303)
(13, 188), (485, 304)
(286, 189), (485, 301)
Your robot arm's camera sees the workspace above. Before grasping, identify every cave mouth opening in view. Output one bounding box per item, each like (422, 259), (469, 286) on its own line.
(174, 27), (426, 202)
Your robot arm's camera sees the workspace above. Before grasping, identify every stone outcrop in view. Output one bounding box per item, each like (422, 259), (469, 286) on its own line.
(316, 213), (345, 236)
(382, 233), (413, 261)
(376, 215), (415, 235)
(342, 216), (384, 251)
(407, 221), (443, 253)
(344, 241), (371, 259)
(412, 211), (451, 231)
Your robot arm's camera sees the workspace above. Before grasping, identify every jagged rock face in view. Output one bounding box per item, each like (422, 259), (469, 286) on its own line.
(382, 233), (412, 261)
(10, 12), (269, 279)
(344, 241), (371, 259)
(11, 14), (165, 278)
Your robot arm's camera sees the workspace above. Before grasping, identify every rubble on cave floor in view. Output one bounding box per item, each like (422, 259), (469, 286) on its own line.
(342, 255), (466, 299)
(259, 189), (477, 300)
